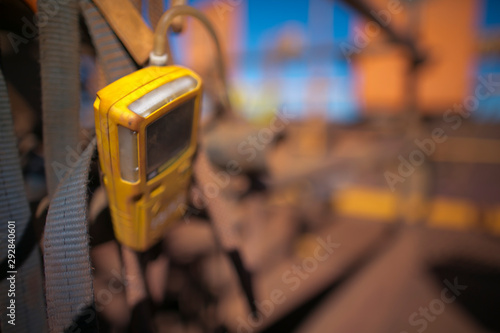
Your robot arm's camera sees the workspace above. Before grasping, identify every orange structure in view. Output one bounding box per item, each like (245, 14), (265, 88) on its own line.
(354, 0), (479, 115)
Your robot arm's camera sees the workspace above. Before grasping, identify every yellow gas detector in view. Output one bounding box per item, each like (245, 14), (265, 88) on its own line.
(94, 65), (202, 251)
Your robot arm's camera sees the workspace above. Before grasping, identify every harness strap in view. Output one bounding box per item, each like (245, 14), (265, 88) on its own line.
(80, 0), (137, 83)
(39, 0), (81, 198)
(93, 0), (154, 65)
(148, 0), (164, 29)
(43, 139), (97, 333)
(0, 58), (48, 333)
(38, 0), (99, 331)
(130, 0), (142, 11)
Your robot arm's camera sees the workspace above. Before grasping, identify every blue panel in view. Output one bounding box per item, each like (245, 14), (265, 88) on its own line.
(474, 59), (500, 122)
(332, 1), (353, 41)
(247, 0), (309, 50)
(482, 0), (500, 29)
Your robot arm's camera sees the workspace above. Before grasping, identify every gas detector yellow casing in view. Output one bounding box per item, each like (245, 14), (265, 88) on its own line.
(94, 66), (202, 251)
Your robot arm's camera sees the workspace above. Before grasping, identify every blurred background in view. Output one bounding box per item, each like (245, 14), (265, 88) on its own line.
(170, 0), (500, 120)
(148, 1), (500, 332)
(2, 0), (500, 332)
(127, 1), (500, 331)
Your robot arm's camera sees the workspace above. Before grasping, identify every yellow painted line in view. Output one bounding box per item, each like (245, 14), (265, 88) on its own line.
(331, 186), (500, 234)
(332, 187), (398, 221)
(427, 197), (478, 230)
(484, 207), (500, 236)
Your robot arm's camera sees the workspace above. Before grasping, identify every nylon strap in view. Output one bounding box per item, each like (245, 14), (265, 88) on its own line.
(130, 0), (142, 12)
(80, 0), (137, 83)
(0, 59), (48, 333)
(148, 0), (164, 30)
(43, 139), (97, 333)
(93, 0), (154, 65)
(38, 0), (98, 331)
(39, 0), (81, 199)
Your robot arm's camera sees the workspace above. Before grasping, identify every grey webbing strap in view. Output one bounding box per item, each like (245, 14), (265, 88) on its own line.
(130, 0), (142, 11)
(148, 0), (164, 30)
(0, 62), (48, 333)
(38, 0), (98, 331)
(80, 0), (137, 83)
(43, 139), (97, 333)
(39, 0), (81, 198)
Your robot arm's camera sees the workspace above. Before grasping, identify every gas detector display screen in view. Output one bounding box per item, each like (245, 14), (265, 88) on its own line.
(146, 98), (195, 180)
